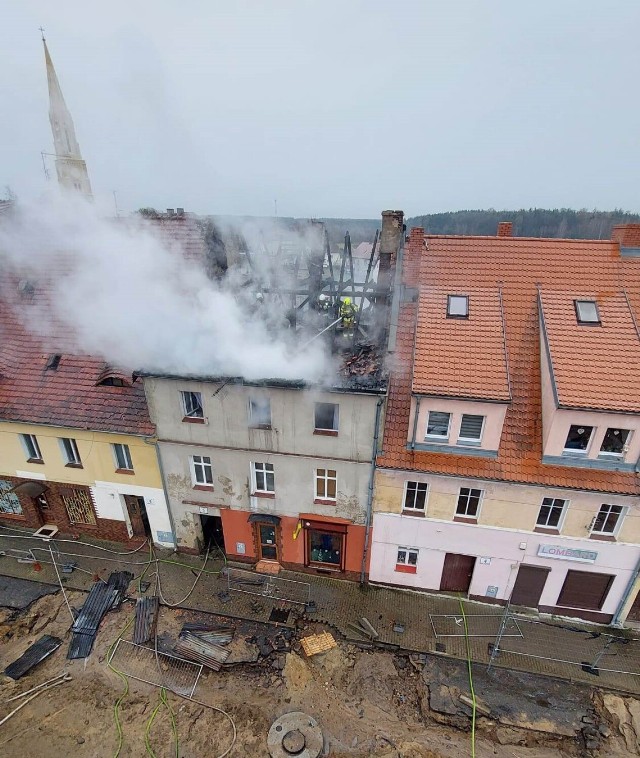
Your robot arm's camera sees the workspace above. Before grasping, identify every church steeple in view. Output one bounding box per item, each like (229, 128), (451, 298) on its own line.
(42, 33), (92, 198)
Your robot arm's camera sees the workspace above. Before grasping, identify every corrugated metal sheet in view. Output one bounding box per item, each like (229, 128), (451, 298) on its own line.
(174, 631), (231, 671)
(67, 632), (95, 660)
(71, 583), (118, 634)
(106, 571), (133, 610)
(133, 597), (159, 645)
(180, 622), (234, 646)
(5, 635), (62, 679)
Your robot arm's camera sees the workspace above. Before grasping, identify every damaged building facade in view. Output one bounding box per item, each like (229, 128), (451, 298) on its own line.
(141, 210), (404, 579)
(371, 223), (640, 625)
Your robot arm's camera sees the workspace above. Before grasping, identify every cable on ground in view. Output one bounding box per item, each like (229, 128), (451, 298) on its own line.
(458, 596), (477, 758)
(106, 614), (135, 758)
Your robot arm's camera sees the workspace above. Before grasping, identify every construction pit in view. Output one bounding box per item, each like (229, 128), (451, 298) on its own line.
(1, 588), (640, 757)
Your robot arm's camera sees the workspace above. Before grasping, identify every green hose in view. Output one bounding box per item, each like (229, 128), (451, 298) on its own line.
(458, 597), (477, 758)
(144, 687), (179, 758)
(106, 615), (135, 758)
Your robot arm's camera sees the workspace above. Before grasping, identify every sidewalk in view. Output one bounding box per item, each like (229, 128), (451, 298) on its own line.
(1, 527), (639, 696)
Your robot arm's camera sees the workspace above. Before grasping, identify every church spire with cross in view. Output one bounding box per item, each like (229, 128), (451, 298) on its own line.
(42, 30), (93, 198)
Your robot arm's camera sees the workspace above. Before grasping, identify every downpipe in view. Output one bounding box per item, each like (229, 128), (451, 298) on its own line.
(360, 397), (384, 586)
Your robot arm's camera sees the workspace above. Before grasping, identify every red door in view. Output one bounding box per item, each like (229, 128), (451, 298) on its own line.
(440, 554), (476, 592)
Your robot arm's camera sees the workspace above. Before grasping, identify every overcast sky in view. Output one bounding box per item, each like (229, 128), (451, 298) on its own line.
(2, 1), (639, 218)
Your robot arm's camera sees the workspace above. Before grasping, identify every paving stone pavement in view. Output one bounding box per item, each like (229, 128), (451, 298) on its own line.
(1, 527), (639, 695)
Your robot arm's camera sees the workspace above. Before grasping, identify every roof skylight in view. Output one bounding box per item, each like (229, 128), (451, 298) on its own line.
(447, 295), (469, 318)
(574, 299), (600, 325)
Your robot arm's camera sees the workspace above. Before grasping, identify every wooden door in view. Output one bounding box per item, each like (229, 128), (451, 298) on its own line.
(510, 565), (550, 608)
(440, 553), (476, 592)
(257, 523), (278, 560)
(627, 590), (640, 622)
(557, 570), (615, 610)
(124, 495), (151, 538)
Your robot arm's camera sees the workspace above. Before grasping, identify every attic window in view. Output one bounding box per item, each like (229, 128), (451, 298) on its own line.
(575, 300), (600, 325)
(46, 354), (61, 370)
(447, 295), (469, 318)
(99, 377), (126, 387)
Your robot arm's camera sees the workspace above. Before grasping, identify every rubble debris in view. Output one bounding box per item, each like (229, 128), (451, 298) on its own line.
(5, 634), (62, 680)
(358, 616), (379, 639)
(267, 711), (323, 758)
(180, 622), (234, 646)
(106, 571), (134, 609)
(300, 631), (336, 657)
(132, 596), (159, 645)
(459, 693), (491, 716)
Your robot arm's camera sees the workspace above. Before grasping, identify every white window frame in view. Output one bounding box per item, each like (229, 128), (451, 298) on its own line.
(562, 424), (594, 456)
(189, 454), (213, 486)
(314, 402), (339, 432)
(315, 468), (337, 501)
(403, 481), (429, 512)
(112, 443), (134, 471)
(591, 503), (626, 537)
(425, 411), (451, 441)
(248, 396), (272, 429)
(20, 433), (43, 462)
(447, 294), (469, 318)
(457, 414), (485, 446)
(535, 497), (568, 530)
(455, 487), (483, 520)
(599, 428), (632, 458)
(396, 546), (419, 566)
(181, 390), (204, 419)
(252, 462), (275, 493)
(59, 437), (81, 466)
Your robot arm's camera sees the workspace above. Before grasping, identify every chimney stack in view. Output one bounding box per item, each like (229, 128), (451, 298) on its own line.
(176, 207), (185, 217)
(497, 221), (513, 237)
(611, 224), (640, 247)
(166, 208), (175, 216)
(379, 210), (404, 285)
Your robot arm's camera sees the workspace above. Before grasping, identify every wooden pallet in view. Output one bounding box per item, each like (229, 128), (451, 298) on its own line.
(300, 631), (337, 657)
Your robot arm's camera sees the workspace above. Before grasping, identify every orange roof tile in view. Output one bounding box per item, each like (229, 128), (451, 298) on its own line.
(413, 285), (510, 401)
(539, 289), (640, 413)
(378, 229), (640, 495)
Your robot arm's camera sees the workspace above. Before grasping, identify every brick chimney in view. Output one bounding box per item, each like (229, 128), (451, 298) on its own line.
(497, 221), (513, 237)
(611, 224), (640, 247)
(379, 210), (404, 281)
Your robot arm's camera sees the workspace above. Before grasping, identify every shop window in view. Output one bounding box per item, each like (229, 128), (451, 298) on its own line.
(0, 480), (22, 515)
(307, 529), (343, 569)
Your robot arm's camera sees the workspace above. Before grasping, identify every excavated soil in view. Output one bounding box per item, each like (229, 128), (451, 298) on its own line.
(0, 593), (638, 757)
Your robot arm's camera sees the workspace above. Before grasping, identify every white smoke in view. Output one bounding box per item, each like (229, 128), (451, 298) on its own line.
(0, 194), (331, 382)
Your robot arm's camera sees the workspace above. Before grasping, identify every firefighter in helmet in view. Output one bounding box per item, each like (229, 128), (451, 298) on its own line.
(339, 296), (356, 330)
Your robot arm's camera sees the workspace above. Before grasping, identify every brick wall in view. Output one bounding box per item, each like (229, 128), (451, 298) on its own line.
(0, 475), (133, 543)
(612, 224), (640, 247)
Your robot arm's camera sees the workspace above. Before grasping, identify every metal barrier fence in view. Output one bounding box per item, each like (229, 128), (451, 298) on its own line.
(108, 639), (202, 697)
(488, 605), (640, 693)
(226, 567), (311, 605)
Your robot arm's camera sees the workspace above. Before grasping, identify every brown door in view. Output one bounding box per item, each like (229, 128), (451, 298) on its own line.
(510, 565), (550, 608)
(557, 570), (615, 610)
(257, 523), (279, 560)
(124, 495), (151, 538)
(440, 553), (476, 592)
(627, 591), (640, 622)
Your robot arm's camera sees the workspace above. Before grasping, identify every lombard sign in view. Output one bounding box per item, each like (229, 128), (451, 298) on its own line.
(537, 544), (597, 563)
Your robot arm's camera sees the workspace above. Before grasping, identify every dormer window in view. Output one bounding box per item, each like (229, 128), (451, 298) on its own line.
(99, 377), (126, 387)
(574, 300), (600, 325)
(563, 425), (593, 456)
(600, 428), (631, 457)
(447, 295), (469, 318)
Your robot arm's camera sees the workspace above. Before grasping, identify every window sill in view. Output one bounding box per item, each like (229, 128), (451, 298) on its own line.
(590, 533), (616, 542)
(453, 516), (478, 524)
(26, 458), (44, 465)
(65, 462), (83, 469)
(424, 437), (449, 444)
(307, 562), (342, 572)
(395, 564), (417, 574)
(456, 440), (482, 447)
(115, 468), (135, 475)
(534, 527), (560, 535)
(182, 416), (205, 424)
(249, 424), (272, 431)
(313, 429), (338, 437)
(401, 510), (425, 517)
(561, 450), (589, 458)
(252, 491), (275, 499)
(193, 484), (214, 491)
(598, 453), (624, 460)
(0, 512), (26, 520)
(314, 498), (337, 506)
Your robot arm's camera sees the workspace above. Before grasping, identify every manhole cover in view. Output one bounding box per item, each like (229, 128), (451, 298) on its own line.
(269, 608), (290, 624)
(267, 712), (323, 758)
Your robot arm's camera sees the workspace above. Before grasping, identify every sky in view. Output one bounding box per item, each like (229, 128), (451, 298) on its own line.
(2, 1), (640, 219)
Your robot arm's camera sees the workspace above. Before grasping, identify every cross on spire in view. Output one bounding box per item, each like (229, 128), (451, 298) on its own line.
(39, 26), (46, 42)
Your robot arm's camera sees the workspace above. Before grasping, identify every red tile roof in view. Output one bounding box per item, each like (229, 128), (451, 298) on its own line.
(413, 285), (510, 401)
(0, 278), (154, 436)
(378, 228), (640, 495)
(539, 289), (640, 413)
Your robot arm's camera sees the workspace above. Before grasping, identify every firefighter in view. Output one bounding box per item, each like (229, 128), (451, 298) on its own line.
(339, 296), (356, 330)
(316, 293), (330, 312)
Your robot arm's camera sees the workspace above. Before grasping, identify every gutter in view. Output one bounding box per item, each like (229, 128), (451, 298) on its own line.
(360, 396), (384, 585)
(144, 437), (178, 550)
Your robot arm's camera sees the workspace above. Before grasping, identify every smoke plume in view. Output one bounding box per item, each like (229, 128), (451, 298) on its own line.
(0, 194), (330, 382)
